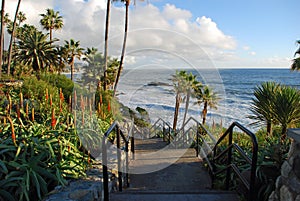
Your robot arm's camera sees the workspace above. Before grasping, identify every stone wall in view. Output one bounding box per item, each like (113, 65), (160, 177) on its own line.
(269, 129), (300, 201)
(43, 163), (118, 201)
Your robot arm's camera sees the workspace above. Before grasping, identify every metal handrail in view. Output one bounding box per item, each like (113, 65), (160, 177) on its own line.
(154, 117), (258, 201)
(210, 121), (258, 201)
(178, 117), (216, 156)
(150, 118), (174, 143)
(102, 121), (133, 201)
(102, 117), (258, 201)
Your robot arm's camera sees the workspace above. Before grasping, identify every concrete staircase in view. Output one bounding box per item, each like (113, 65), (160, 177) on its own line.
(110, 138), (240, 201)
(111, 191), (239, 201)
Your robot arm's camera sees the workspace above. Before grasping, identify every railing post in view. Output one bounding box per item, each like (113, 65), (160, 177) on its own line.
(226, 126), (233, 190)
(131, 133), (135, 160)
(196, 123), (199, 157)
(102, 137), (109, 201)
(125, 140), (129, 188)
(249, 138), (258, 201)
(116, 126), (122, 192)
(168, 126), (171, 143)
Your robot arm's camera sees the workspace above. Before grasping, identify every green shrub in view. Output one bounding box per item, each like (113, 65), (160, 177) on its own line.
(19, 75), (58, 100)
(40, 73), (74, 101)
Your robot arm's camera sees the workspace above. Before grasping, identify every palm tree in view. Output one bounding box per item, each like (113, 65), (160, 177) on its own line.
(82, 48), (104, 90)
(40, 8), (63, 41)
(63, 39), (84, 81)
(82, 48), (119, 91)
(248, 82), (279, 136)
(103, 0), (112, 91)
(172, 70), (188, 130)
(16, 11), (26, 26)
(195, 85), (219, 125)
(15, 24), (37, 41)
(182, 72), (201, 128)
(54, 46), (67, 74)
(272, 85), (300, 139)
(113, 0), (130, 96)
(14, 30), (58, 76)
(291, 40), (300, 71)
(7, 0), (22, 76)
(0, 0), (5, 77)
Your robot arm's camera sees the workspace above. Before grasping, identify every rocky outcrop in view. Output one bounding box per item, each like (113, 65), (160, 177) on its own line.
(43, 163), (118, 201)
(269, 129), (300, 201)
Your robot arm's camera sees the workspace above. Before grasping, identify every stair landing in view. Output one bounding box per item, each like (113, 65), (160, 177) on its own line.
(111, 138), (239, 201)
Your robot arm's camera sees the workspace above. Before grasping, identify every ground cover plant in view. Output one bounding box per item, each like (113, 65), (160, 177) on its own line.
(0, 75), (115, 201)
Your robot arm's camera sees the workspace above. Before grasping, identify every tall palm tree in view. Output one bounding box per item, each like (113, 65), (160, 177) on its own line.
(195, 85), (219, 125)
(7, 0), (22, 76)
(16, 11), (26, 26)
(82, 48), (104, 89)
(0, 0), (5, 77)
(291, 40), (300, 71)
(83, 48), (119, 91)
(113, 0), (130, 96)
(172, 70), (188, 130)
(14, 30), (58, 76)
(1, 13), (10, 68)
(248, 82), (279, 136)
(14, 24), (37, 41)
(272, 85), (300, 139)
(40, 8), (63, 41)
(63, 39), (84, 81)
(54, 46), (67, 74)
(182, 72), (201, 128)
(103, 0), (112, 91)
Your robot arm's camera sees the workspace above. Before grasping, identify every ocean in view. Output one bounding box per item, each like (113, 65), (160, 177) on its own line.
(117, 68), (300, 132)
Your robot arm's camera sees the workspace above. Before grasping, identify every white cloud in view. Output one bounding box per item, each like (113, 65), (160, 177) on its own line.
(243, 46), (250, 51)
(5, 0), (239, 68)
(162, 4), (192, 20)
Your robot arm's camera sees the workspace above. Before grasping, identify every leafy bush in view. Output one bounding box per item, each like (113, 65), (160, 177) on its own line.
(40, 73), (74, 101)
(18, 75), (59, 101)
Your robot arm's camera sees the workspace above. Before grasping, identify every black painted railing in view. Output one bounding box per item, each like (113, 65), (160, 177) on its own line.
(102, 121), (133, 201)
(169, 117), (258, 201)
(209, 122), (258, 201)
(102, 118), (258, 201)
(150, 118), (174, 142)
(179, 117), (216, 152)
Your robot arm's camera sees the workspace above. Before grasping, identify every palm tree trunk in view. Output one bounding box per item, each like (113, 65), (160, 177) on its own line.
(103, 0), (111, 91)
(113, 0), (129, 97)
(267, 121), (272, 136)
(7, 0), (22, 76)
(173, 93), (180, 130)
(202, 102), (208, 125)
(0, 0), (5, 77)
(182, 90), (190, 128)
(50, 27), (53, 41)
(70, 59), (74, 81)
(280, 125), (287, 142)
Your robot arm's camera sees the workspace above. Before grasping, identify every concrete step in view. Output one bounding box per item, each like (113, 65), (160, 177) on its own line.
(110, 190), (240, 201)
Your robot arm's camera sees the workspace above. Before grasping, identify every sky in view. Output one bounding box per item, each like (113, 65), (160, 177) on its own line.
(4, 0), (300, 68)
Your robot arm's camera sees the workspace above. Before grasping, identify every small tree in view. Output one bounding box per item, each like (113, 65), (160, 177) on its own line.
(63, 39), (84, 81)
(291, 40), (300, 71)
(273, 85), (300, 140)
(194, 85), (219, 125)
(172, 70), (187, 130)
(14, 30), (58, 77)
(248, 82), (280, 136)
(40, 8), (63, 42)
(182, 72), (202, 128)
